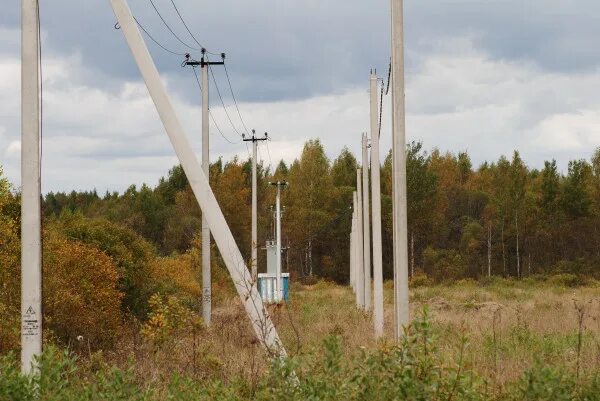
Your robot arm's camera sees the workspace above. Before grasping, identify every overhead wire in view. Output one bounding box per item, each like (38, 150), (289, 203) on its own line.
(244, 142), (252, 160)
(265, 140), (274, 175)
(191, 66), (240, 144)
(168, 0), (219, 56)
(142, 1), (254, 155)
(133, 16), (187, 56)
(378, 78), (384, 138)
(385, 58), (391, 95)
(257, 143), (264, 165)
(207, 60), (245, 137)
(149, 0), (199, 50)
(223, 62), (250, 134)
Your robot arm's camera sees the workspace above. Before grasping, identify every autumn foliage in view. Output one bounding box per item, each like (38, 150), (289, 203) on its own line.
(42, 230), (123, 347)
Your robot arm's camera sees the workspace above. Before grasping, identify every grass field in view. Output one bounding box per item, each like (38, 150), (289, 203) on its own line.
(118, 277), (600, 389)
(4, 277), (600, 400)
(271, 278), (600, 385)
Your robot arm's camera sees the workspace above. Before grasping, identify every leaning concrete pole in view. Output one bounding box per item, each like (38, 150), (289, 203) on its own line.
(110, 0), (286, 356)
(362, 134), (372, 312)
(370, 73), (384, 338)
(21, 0), (42, 374)
(391, 0), (410, 339)
(251, 139), (258, 281)
(355, 174), (365, 309)
(201, 61), (211, 326)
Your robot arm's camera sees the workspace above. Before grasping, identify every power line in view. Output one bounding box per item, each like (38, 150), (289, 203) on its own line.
(191, 66), (240, 144)
(133, 16), (186, 56)
(168, 0), (219, 56)
(210, 111), (240, 144)
(379, 79), (384, 138)
(265, 140), (274, 175)
(257, 142), (264, 164)
(244, 141), (252, 159)
(223, 62), (250, 134)
(149, 0), (199, 51)
(207, 61), (244, 137)
(385, 58), (391, 95)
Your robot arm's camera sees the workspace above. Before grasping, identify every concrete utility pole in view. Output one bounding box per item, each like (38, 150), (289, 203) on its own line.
(391, 0), (410, 339)
(200, 55), (211, 326)
(355, 173), (365, 309)
(21, 0), (42, 374)
(184, 51), (225, 327)
(269, 181), (287, 301)
(243, 130), (268, 281)
(110, 0), (286, 356)
(350, 206), (355, 290)
(362, 134), (372, 312)
(370, 72), (384, 339)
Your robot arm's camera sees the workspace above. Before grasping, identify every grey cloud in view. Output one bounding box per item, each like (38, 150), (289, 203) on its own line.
(6, 1), (599, 106)
(2, 1), (600, 193)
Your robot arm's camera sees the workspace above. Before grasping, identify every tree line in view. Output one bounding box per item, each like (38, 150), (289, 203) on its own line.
(39, 140), (600, 283)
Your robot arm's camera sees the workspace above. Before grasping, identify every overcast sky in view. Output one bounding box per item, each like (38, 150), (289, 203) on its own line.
(1, 1), (600, 193)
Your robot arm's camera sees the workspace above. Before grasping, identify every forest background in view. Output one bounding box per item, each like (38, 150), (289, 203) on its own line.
(2, 140), (600, 352)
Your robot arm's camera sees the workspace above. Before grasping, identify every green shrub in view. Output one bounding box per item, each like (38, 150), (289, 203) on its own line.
(423, 247), (467, 282)
(52, 213), (156, 318)
(4, 310), (600, 401)
(507, 365), (576, 401)
(547, 273), (589, 288)
(552, 259), (595, 278)
(410, 271), (433, 287)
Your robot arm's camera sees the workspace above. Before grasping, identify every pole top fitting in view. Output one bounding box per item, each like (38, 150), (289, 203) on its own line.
(201, 48), (206, 55)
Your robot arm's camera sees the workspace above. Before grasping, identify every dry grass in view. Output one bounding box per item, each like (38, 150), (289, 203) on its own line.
(276, 279), (600, 386)
(95, 278), (600, 390)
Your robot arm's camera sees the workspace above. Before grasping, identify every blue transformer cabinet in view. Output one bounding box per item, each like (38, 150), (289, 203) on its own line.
(258, 273), (290, 304)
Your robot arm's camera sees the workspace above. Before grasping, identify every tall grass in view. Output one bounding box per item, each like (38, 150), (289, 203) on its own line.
(3, 308), (600, 401)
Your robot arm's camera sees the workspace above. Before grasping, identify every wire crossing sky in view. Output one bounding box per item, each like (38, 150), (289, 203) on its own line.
(2, 0), (600, 192)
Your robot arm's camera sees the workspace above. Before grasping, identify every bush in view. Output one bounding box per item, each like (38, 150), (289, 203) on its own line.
(4, 309), (600, 400)
(423, 247), (467, 282)
(547, 273), (589, 288)
(410, 271), (433, 287)
(141, 294), (202, 350)
(43, 230), (124, 348)
(1, 215), (124, 352)
(149, 255), (201, 309)
(53, 213), (156, 318)
(507, 365), (577, 401)
(552, 259), (595, 277)
(299, 275), (319, 286)
(0, 191), (20, 353)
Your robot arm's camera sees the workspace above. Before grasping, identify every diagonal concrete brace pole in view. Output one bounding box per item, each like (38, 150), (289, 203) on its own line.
(109, 0), (286, 357)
